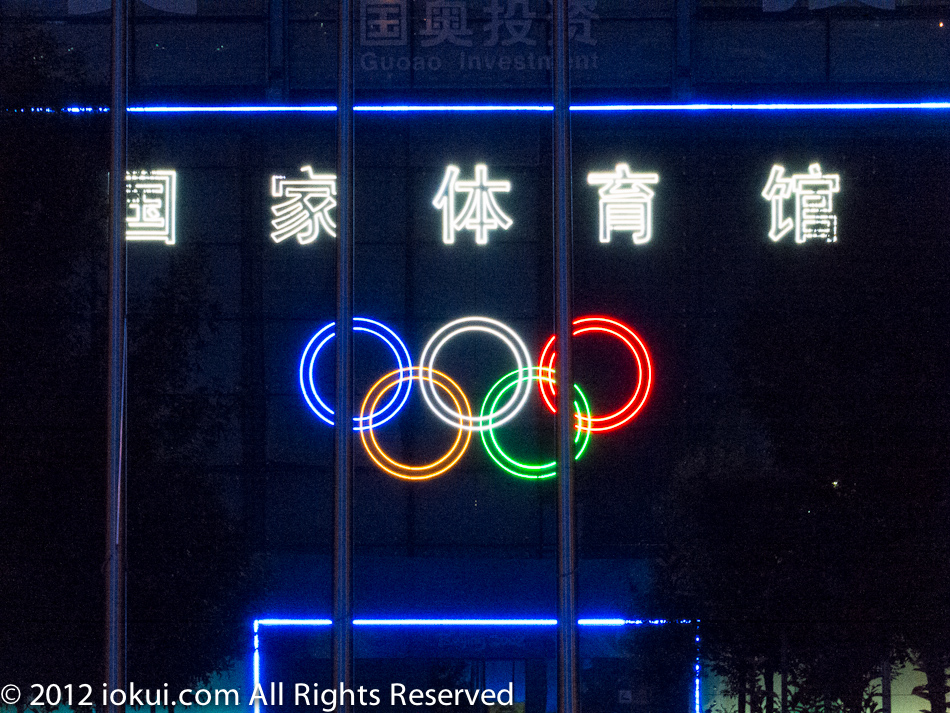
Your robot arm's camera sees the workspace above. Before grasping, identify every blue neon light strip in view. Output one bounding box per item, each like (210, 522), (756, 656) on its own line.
(252, 617), (691, 627)
(695, 622), (703, 713)
(47, 101), (950, 115)
(251, 616), (702, 712)
(571, 102), (950, 111)
(255, 618), (333, 627)
(357, 104), (555, 112)
(354, 618), (558, 626)
(126, 105), (337, 113)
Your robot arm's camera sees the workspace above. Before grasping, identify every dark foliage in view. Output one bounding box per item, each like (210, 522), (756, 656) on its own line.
(0, 112), (109, 689)
(0, 36), (261, 696)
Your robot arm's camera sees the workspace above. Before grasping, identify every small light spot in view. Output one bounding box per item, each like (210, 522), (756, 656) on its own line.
(832, 480), (839, 488)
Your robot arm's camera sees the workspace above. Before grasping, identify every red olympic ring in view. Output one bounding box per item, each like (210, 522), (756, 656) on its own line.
(537, 316), (652, 433)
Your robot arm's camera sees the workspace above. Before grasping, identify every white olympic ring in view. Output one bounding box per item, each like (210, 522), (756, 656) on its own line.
(418, 316), (534, 432)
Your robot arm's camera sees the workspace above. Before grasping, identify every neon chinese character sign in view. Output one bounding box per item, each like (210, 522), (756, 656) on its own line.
(587, 163), (659, 244)
(270, 167), (338, 244)
(762, 163), (840, 244)
(433, 164), (513, 245)
(126, 170), (177, 245)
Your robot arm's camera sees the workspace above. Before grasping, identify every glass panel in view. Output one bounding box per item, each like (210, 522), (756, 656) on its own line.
(124, 113), (338, 690)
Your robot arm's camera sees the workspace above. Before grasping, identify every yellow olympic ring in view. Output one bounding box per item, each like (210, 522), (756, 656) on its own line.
(359, 367), (473, 481)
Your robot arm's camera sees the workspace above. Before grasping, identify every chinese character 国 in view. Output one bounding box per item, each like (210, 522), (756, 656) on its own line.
(126, 170), (177, 245)
(361, 0), (408, 46)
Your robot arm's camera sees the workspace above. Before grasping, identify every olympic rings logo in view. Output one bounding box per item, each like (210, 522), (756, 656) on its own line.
(299, 315), (653, 480)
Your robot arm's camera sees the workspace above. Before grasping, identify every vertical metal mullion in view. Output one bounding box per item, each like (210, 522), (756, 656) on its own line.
(106, 0), (128, 709)
(552, 0), (577, 712)
(674, 0), (692, 99)
(333, 0), (355, 704)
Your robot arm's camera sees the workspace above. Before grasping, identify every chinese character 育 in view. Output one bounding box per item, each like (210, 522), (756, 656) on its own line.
(587, 163), (659, 245)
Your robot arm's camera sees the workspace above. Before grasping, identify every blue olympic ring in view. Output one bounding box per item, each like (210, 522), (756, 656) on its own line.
(299, 317), (413, 431)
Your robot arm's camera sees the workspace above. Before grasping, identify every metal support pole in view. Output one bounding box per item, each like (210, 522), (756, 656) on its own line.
(674, 0), (692, 100)
(552, 1), (577, 712)
(106, 0), (128, 709)
(333, 0), (355, 704)
(266, 0), (288, 102)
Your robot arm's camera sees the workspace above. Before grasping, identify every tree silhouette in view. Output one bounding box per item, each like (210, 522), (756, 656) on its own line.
(0, 35), (262, 696)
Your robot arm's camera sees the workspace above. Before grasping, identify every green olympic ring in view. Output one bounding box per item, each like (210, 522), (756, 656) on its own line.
(479, 367), (593, 480)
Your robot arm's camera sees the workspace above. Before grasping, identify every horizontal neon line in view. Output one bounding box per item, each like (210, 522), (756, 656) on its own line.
(572, 102), (950, 111)
(357, 104), (554, 112)
(255, 618), (333, 627)
(355, 618), (558, 626)
(128, 105), (336, 113)
(36, 101), (950, 115)
(577, 618), (626, 626)
(254, 617), (694, 627)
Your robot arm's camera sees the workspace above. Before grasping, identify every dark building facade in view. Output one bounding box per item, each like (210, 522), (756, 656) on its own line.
(2, 1), (949, 711)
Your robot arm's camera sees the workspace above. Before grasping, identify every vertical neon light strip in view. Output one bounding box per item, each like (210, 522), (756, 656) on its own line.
(253, 620), (260, 713)
(694, 621), (702, 713)
(253, 619), (332, 713)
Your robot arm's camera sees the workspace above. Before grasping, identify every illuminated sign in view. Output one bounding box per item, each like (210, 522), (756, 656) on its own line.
(538, 316), (652, 433)
(480, 367), (592, 480)
(433, 164), (513, 245)
(299, 315), (652, 479)
(299, 317), (412, 431)
(125, 170), (176, 245)
(762, 163), (840, 243)
(252, 619), (701, 713)
(361, 366), (473, 480)
(122, 161), (850, 252)
(419, 316), (532, 431)
(587, 163), (659, 244)
(270, 167), (338, 244)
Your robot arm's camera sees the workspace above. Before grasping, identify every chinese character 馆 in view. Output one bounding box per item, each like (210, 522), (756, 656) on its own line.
(587, 163), (659, 245)
(433, 164), (513, 245)
(126, 170), (177, 245)
(270, 167), (338, 245)
(762, 163), (840, 244)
